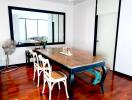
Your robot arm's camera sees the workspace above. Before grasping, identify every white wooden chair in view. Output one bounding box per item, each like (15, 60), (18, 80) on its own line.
(28, 50), (43, 87)
(38, 55), (69, 100)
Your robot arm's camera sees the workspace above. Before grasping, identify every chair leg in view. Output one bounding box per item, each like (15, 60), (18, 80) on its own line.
(49, 89), (52, 100)
(49, 83), (53, 100)
(63, 80), (69, 98)
(42, 78), (46, 93)
(48, 82), (56, 100)
(37, 71), (40, 87)
(58, 82), (61, 89)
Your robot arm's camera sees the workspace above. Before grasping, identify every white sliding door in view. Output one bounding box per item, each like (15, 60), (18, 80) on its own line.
(96, 13), (118, 70)
(115, 0), (132, 76)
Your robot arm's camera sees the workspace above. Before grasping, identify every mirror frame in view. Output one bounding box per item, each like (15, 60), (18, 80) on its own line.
(8, 6), (66, 47)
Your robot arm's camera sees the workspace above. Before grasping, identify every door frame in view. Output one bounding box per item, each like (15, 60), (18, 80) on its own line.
(93, 0), (122, 71)
(93, 0), (98, 56)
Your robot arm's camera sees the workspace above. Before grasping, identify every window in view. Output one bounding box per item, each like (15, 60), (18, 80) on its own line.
(18, 18), (49, 41)
(9, 6), (65, 47)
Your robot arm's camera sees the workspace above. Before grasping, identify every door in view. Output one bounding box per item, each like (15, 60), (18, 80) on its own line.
(96, 13), (118, 69)
(115, 0), (132, 76)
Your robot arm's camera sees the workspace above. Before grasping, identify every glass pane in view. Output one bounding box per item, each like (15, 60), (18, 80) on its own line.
(19, 19), (26, 42)
(38, 20), (48, 37)
(47, 14), (53, 43)
(59, 15), (64, 42)
(26, 19), (37, 39)
(12, 14), (26, 43)
(53, 14), (59, 42)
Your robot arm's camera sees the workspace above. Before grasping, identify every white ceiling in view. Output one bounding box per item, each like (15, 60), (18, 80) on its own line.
(41, 0), (87, 5)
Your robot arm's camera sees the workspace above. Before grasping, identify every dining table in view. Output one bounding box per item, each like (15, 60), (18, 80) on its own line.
(34, 47), (107, 100)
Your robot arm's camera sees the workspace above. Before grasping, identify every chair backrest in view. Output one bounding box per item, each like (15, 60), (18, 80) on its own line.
(38, 55), (46, 69)
(28, 50), (39, 66)
(38, 55), (52, 78)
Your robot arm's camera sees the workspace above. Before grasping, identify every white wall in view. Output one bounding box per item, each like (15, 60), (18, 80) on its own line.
(73, 0), (96, 53)
(0, 0), (74, 65)
(115, 0), (132, 76)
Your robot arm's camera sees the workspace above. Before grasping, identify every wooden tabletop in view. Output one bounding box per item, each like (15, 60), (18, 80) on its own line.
(35, 48), (104, 69)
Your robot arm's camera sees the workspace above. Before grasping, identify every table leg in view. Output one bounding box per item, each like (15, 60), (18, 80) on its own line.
(25, 50), (29, 63)
(69, 71), (74, 100)
(25, 50), (32, 63)
(100, 66), (107, 93)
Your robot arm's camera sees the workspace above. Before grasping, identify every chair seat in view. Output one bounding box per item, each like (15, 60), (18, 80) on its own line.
(51, 71), (66, 80)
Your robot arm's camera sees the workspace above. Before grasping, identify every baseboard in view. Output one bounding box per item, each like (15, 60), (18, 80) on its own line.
(0, 62), (33, 70)
(114, 71), (132, 80)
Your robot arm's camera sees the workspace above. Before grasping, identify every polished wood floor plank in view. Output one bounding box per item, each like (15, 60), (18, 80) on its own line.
(0, 65), (131, 100)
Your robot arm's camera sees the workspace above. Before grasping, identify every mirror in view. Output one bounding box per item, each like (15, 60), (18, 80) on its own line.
(8, 6), (65, 47)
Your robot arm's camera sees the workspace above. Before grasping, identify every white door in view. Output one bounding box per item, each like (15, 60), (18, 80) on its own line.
(115, 0), (132, 76)
(96, 13), (118, 70)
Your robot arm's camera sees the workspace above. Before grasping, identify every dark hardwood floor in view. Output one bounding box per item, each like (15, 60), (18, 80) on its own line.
(0, 64), (131, 100)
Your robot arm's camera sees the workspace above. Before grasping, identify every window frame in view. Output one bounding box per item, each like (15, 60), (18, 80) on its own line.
(8, 6), (66, 47)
